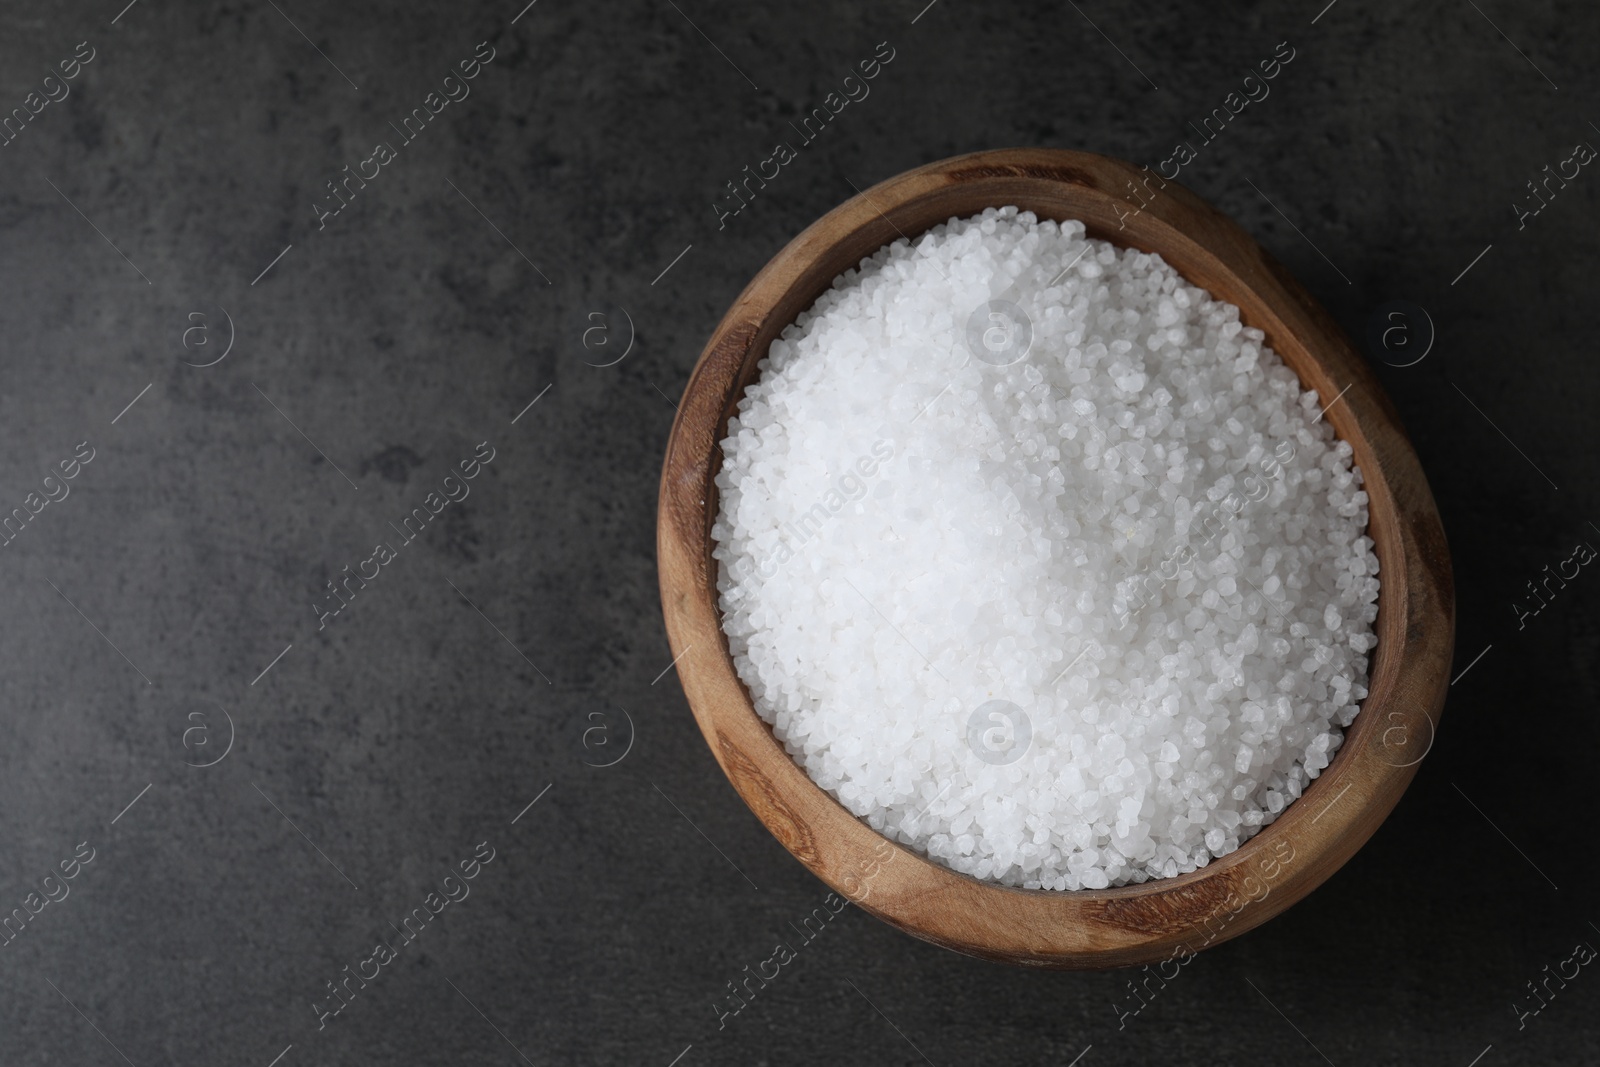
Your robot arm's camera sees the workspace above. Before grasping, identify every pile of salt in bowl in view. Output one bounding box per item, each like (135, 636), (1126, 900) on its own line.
(711, 208), (1379, 890)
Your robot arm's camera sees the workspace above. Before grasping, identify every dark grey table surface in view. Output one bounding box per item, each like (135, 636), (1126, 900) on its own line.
(0, 1), (1595, 1064)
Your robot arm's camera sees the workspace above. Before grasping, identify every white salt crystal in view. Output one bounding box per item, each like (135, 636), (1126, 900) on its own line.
(713, 208), (1379, 890)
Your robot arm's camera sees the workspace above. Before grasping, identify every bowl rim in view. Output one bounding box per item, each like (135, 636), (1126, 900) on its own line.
(657, 147), (1454, 968)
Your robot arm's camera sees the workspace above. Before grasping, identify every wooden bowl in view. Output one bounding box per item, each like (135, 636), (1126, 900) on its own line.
(657, 148), (1454, 968)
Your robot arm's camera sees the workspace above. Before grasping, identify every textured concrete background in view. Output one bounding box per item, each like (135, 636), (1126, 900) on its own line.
(0, 0), (1594, 1064)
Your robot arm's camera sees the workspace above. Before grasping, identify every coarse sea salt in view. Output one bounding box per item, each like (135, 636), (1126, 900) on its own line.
(711, 208), (1379, 890)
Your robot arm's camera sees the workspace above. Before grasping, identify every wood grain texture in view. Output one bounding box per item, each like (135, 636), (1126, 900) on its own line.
(656, 148), (1455, 969)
